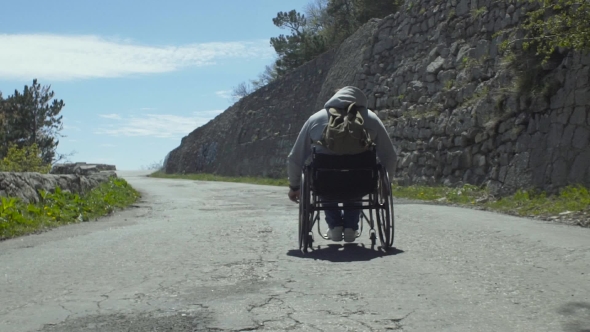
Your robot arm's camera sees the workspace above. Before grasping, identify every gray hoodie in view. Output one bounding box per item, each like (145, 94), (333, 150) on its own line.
(287, 86), (397, 189)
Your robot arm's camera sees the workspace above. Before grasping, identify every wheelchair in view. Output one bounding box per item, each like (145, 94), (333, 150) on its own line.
(298, 147), (395, 253)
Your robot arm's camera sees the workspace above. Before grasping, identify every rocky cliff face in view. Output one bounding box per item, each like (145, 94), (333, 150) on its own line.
(163, 20), (379, 178)
(165, 0), (590, 195)
(163, 50), (336, 178)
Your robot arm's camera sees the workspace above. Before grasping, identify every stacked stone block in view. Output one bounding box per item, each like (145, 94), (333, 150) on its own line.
(358, 0), (589, 194)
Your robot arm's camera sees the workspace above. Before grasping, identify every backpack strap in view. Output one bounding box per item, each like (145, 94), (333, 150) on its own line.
(346, 102), (357, 121)
(328, 103), (358, 117)
(327, 107), (345, 117)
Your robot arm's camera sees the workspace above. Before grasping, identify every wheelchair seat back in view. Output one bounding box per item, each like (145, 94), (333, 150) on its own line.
(310, 149), (378, 199)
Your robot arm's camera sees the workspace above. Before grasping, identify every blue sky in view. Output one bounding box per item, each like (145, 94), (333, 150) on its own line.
(0, 0), (310, 170)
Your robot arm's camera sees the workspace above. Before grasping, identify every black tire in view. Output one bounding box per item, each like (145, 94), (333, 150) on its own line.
(298, 191), (306, 252)
(376, 168), (395, 249)
(298, 169), (313, 253)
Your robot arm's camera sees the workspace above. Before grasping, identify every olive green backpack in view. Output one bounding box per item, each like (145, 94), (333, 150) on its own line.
(316, 102), (374, 155)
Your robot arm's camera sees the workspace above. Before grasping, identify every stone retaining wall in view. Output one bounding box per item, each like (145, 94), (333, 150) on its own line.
(163, 0), (590, 196)
(360, 0), (590, 194)
(0, 163), (117, 204)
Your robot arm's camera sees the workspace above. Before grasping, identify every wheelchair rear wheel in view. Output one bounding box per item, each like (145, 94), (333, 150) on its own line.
(376, 168), (395, 249)
(298, 169), (314, 253)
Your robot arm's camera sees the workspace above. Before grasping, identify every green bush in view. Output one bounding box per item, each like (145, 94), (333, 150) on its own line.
(391, 182), (590, 218)
(488, 185), (590, 216)
(0, 143), (51, 173)
(0, 177), (140, 240)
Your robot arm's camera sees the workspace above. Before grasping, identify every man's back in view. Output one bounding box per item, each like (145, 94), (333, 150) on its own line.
(303, 107), (391, 156)
(287, 86), (397, 189)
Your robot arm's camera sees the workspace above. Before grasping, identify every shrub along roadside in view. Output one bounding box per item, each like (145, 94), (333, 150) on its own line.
(150, 171), (589, 227)
(391, 184), (590, 227)
(0, 177), (140, 240)
(0, 143), (51, 173)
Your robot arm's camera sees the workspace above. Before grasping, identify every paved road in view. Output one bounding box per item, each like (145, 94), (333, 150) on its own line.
(0, 171), (589, 332)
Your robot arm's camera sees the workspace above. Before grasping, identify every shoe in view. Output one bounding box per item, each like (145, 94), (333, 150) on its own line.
(327, 226), (343, 242)
(344, 228), (358, 243)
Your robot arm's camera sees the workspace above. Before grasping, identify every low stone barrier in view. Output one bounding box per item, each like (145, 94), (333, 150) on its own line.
(0, 163), (117, 204)
(50, 162), (117, 175)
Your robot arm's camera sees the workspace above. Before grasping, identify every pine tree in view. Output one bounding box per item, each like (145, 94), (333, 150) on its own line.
(270, 10), (329, 75)
(1, 79), (65, 163)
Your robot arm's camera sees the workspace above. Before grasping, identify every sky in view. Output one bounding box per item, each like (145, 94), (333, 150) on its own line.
(0, 0), (310, 170)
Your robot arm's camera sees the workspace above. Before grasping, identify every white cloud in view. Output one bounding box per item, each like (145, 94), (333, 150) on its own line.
(99, 113), (122, 120)
(0, 34), (274, 81)
(94, 110), (223, 139)
(63, 124), (81, 131)
(215, 90), (233, 100)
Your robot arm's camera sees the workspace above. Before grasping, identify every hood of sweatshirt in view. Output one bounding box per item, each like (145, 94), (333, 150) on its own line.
(323, 86), (368, 110)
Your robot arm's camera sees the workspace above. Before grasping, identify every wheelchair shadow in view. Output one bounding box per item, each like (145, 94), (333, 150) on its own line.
(286, 243), (404, 262)
(557, 302), (590, 332)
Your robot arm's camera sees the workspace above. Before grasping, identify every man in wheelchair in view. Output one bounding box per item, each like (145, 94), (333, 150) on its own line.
(287, 86), (397, 247)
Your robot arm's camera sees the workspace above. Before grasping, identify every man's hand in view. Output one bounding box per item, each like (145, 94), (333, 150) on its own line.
(288, 189), (301, 203)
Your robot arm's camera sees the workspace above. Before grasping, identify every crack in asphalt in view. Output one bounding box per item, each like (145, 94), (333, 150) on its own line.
(246, 295), (284, 313)
(57, 303), (72, 322)
(229, 221), (330, 332)
(314, 308), (413, 331)
(0, 303), (29, 317)
(96, 294), (109, 310)
(243, 283), (326, 331)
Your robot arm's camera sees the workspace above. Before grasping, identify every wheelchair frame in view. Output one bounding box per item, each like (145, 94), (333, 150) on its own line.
(298, 148), (395, 253)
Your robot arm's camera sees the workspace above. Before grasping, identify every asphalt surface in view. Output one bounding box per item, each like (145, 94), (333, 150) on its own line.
(0, 171), (589, 332)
